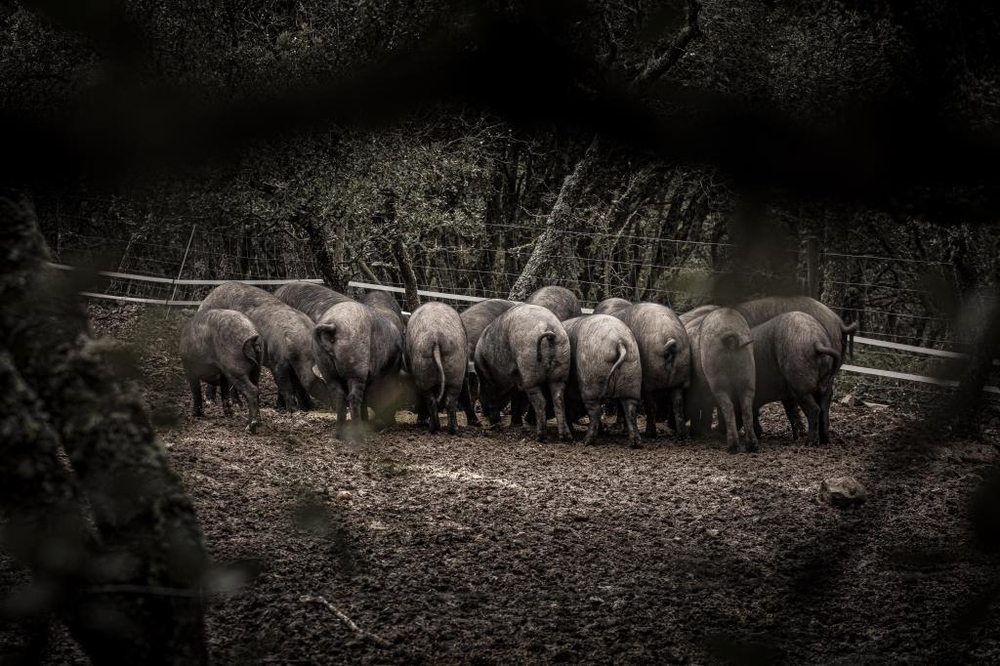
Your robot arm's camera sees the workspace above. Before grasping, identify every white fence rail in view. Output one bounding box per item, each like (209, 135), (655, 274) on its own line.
(47, 264), (999, 395)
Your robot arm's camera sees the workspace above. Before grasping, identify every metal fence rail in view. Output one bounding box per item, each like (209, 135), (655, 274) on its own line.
(48, 263), (1000, 397)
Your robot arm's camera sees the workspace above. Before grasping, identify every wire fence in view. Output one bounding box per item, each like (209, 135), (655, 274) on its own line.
(47, 222), (1000, 405)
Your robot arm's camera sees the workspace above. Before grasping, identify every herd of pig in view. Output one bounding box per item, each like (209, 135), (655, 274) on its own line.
(180, 281), (857, 453)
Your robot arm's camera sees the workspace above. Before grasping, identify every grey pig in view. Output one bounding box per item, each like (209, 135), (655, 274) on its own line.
(404, 302), (469, 434)
(312, 300), (403, 438)
(593, 297), (631, 315)
(459, 298), (516, 423)
(362, 290), (405, 334)
(687, 307), (757, 453)
(750, 312), (841, 444)
(735, 296), (857, 365)
(199, 282), (334, 411)
(180, 309), (263, 432)
(474, 304), (572, 442)
(611, 303), (691, 437)
(274, 281), (353, 322)
(525, 285), (583, 321)
(562, 315), (643, 447)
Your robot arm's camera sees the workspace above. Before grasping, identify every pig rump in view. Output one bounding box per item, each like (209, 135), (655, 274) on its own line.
(179, 308), (263, 433)
(562, 315), (643, 447)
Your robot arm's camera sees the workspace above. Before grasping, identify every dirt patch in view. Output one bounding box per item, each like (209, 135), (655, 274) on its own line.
(3, 305), (1000, 664)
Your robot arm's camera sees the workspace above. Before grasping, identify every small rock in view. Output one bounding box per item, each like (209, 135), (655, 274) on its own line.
(839, 394), (858, 407)
(335, 490), (353, 501)
(820, 476), (867, 508)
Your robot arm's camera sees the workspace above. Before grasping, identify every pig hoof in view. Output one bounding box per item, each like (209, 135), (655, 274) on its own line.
(246, 421), (260, 434)
(727, 443), (739, 454)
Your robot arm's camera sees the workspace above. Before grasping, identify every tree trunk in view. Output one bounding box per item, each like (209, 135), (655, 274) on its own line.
(392, 237), (421, 313)
(509, 135), (600, 301)
(291, 210), (342, 289)
(0, 201), (210, 665)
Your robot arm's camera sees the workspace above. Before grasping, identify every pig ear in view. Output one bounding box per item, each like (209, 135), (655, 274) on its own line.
(314, 323), (337, 353)
(664, 338), (677, 364)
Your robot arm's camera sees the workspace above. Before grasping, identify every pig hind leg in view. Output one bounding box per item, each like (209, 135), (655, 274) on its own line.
(189, 376), (205, 418)
(740, 390), (757, 451)
(272, 365), (299, 412)
(818, 389), (832, 445)
(621, 397), (641, 448)
(227, 373), (260, 433)
(458, 377), (480, 427)
(583, 399), (603, 445)
(671, 388), (687, 438)
(642, 390), (658, 438)
(525, 386), (549, 442)
(781, 398), (803, 440)
(549, 381), (571, 441)
(445, 391), (459, 435)
(714, 392), (740, 453)
(219, 375), (234, 416)
(425, 392), (441, 433)
(795, 392), (822, 444)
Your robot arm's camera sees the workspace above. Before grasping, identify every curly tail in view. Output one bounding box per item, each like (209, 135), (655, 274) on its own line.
(433, 341), (446, 404)
(601, 341), (628, 400)
(536, 331), (556, 362)
(815, 342), (841, 380)
(842, 321), (859, 358)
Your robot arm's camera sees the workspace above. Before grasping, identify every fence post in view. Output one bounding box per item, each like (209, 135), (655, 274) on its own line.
(167, 225), (197, 306)
(806, 235), (820, 299)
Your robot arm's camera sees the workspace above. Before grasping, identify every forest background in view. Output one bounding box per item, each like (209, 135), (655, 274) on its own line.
(4, 0), (1000, 377)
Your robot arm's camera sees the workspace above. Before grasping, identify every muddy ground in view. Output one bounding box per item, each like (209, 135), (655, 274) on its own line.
(3, 304), (1000, 664)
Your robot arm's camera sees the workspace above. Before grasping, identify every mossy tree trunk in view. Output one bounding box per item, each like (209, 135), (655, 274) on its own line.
(0, 200), (210, 665)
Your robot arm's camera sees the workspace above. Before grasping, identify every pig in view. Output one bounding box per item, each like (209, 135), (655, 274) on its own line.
(474, 304), (572, 442)
(362, 290), (405, 334)
(404, 302), (469, 434)
(686, 307), (756, 453)
(180, 309), (263, 432)
(525, 285), (583, 321)
(611, 303), (691, 438)
(562, 315), (643, 447)
(593, 297), (631, 315)
(459, 298), (517, 423)
(749, 312), (841, 444)
(199, 282), (334, 411)
(312, 300), (403, 438)
(735, 295), (857, 440)
(679, 304), (719, 326)
(274, 281), (353, 322)
(734, 296), (857, 365)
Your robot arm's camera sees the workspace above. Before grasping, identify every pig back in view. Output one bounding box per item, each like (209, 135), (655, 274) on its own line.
(405, 302), (468, 391)
(362, 291), (404, 333)
(199, 281), (273, 313)
(613, 303), (690, 391)
(461, 299), (516, 357)
(698, 307), (755, 394)
(593, 297), (631, 315)
(180, 308), (260, 373)
(274, 281), (353, 322)
(565, 315), (641, 401)
(525, 286), (583, 321)
(735, 296), (847, 360)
